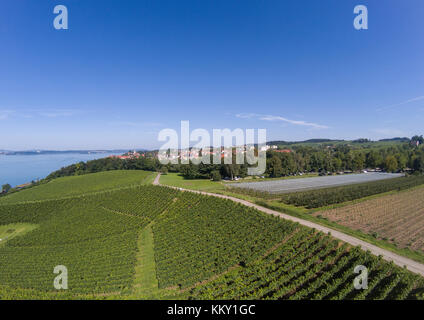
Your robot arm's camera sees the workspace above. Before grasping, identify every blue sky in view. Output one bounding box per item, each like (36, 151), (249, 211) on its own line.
(0, 0), (423, 150)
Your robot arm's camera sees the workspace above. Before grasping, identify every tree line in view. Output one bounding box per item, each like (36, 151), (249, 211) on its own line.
(265, 143), (424, 178)
(29, 138), (424, 184)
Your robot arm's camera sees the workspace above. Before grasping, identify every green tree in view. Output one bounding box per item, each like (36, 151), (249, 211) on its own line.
(384, 156), (398, 172)
(331, 157), (343, 171)
(396, 154), (408, 170)
(411, 135), (424, 145)
(181, 164), (199, 179)
(366, 150), (383, 168)
(2, 184), (11, 193)
(159, 166), (169, 174)
(413, 154), (424, 172)
(211, 170), (221, 181)
(74, 162), (85, 175)
(352, 152), (365, 171)
(267, 155), (283, 177)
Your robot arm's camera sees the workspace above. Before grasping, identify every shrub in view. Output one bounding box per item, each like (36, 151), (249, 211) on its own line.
(211, 170), (222, 181)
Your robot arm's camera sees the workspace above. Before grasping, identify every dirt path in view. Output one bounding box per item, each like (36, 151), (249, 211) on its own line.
(153, 172), (161, 186)
(153, 173), (424, 276)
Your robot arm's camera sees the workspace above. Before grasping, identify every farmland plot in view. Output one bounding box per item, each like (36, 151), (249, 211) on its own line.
(314, 187), (424, 251)
(231, 173), (403, 194)
(2, 173), (424, 299)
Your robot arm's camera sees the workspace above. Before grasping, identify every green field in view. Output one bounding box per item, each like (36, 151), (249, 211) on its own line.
(159, 173), (225, 192)
(0, 170), (155, 204)
(1, 170), (424, 300)
(160, 172), (320, 192)
(0, 223), (38, 247)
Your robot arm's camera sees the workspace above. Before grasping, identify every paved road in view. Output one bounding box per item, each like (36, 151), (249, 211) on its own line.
(153, 173), (161, 186)
(153, 173), (424, 276)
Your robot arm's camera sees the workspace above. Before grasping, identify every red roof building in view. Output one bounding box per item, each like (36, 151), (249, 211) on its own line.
(274, 149), (292, 153)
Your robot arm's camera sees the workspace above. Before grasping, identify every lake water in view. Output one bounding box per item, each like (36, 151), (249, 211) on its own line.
(0, 153), (122, 187)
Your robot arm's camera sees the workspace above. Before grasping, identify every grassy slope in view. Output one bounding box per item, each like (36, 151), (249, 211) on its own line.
(0, 223), (38, 247)
(0, 170), (155, 204)
(159, 173), (225, 192)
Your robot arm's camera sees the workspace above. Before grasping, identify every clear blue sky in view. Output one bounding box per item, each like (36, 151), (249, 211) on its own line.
(0, 0), (423, 150)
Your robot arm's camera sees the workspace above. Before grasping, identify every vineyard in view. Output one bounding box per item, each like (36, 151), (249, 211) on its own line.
(1, 171), (424, 299)
(188, 229), (424, 300)
(279, 175), (424, 208)
(0, 170), (154, 204)
(0, 197), (142, 294)
(152, 192), (297, 289)
(314, 186), (424, 251)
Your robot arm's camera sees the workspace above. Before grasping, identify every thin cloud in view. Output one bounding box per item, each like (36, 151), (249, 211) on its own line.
(236, 113), (329, 129)
(377, 95), (424, 111)
(0, 110), (14, 120)
(38, 109), (80, 118)
(259, 115), (329, 129)
(236, 113), (260, 119)
(109, 121), (164, 127)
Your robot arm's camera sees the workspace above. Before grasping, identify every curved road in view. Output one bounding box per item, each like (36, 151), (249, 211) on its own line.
(153, 173), (424, 276)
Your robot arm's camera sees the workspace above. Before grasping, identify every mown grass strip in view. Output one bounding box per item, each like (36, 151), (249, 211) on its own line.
(0, 223), (38, 247)
(133, 224), (159, 298)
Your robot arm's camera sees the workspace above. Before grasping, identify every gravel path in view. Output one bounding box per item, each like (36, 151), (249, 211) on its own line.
(153, 173), (424, 276)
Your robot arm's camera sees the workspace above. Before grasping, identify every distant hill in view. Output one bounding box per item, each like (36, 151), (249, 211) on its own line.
(378, 137), (410, 142)
(0, 150), (130, 156)
(268, 139), (344, 146)
(267, 137), (414, 146)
